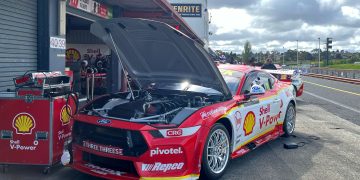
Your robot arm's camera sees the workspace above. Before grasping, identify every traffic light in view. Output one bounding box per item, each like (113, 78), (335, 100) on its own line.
(326, 38), (332, 49)
(326, 37), (332, 66)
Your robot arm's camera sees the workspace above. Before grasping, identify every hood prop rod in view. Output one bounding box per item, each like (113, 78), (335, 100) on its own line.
(105, 28), (135, 100)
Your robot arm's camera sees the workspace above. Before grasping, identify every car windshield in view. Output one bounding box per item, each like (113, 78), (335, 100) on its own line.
(219, 69), (244, 95)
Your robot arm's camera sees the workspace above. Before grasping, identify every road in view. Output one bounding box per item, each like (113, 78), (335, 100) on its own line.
(1, 77), (359, 180)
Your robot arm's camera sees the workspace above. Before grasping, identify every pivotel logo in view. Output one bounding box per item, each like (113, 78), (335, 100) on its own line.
(150, 147), (183, 157)
(13, 113), (36, 135)
(97, 119), (111, 125)
(166, 129), (182, 137)
(141, 162), (184, 172)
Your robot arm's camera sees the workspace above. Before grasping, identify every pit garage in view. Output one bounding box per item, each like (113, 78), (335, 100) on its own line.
(0, 0), (202, 174)
(65, 0), (203, 99)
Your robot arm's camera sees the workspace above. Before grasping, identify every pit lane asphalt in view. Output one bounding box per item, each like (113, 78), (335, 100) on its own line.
(1, 80), (359, 179)
(300, 76), (360, 125)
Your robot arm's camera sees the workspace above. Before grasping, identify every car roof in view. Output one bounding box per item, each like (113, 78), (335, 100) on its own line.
(218, 64), (256, 74)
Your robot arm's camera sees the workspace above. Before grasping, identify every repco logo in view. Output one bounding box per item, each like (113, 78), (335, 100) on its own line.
(166, 129), (182, 137)
(142, 162), (184, 172)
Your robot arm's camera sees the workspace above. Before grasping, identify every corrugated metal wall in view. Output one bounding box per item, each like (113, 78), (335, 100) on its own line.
(0, 0), (37, 91)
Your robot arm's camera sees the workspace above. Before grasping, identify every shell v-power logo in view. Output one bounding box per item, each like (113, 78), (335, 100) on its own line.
(60, 105), (72, 125)
(13, 113), (36, 135)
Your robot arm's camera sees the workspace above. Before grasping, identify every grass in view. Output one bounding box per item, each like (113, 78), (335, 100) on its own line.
(328, 64), (360, 70)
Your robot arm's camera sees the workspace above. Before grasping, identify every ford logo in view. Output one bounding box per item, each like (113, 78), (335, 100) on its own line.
(97, 119), (111, 124)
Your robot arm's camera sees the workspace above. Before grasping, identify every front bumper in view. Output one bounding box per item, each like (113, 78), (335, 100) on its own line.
(69, 119), (204, 180)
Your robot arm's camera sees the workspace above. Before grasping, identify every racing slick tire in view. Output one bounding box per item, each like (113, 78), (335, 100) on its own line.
(200, 123), (231, 180)
(283, 103), (296, 137)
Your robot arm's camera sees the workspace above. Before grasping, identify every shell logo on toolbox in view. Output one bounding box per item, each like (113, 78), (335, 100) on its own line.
(243, 111), (256, 136)
(60, 105), (71, 125)
(12, 113), (36, 135)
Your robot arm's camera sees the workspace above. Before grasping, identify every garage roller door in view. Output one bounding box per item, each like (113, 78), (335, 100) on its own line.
(0, 0), (37, 91)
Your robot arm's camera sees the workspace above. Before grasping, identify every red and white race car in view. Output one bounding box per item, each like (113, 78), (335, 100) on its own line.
(61, 18), (297, 180)
(262, 69), (304, 97)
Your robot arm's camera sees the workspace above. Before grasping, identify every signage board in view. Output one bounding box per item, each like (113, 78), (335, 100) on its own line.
(171, 4), (202, 17)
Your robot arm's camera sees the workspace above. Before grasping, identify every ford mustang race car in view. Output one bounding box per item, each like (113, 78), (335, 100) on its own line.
(262, 69), (304, 97)
(61, 18), (297, 180)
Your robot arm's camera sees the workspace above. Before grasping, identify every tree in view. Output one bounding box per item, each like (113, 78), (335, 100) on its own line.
(242, 41), (252, 64)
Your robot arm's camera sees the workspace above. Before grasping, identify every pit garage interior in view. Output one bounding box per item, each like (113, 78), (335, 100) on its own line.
(65, 0), (203, 99)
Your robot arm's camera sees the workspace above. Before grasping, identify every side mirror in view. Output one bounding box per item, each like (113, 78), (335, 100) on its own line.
(249, 84), (266, 95)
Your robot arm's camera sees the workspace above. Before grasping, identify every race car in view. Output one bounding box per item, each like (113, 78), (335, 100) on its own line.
(262, 69), (304, 97)
(61, 18), (297, 180)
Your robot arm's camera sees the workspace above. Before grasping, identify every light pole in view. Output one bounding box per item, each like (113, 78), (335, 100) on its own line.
(283, 46), (285, 65)
(318, 38), (321, 67)
(296, 40), (299, 68)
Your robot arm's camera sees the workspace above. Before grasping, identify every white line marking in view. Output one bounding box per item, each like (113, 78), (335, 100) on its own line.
(304, 91), (360, 114)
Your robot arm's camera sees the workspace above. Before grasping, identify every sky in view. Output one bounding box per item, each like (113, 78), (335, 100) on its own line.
(208, 0), (360, 53)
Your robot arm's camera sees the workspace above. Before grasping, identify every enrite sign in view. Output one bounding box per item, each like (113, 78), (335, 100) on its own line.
(172, 4), (202, 17)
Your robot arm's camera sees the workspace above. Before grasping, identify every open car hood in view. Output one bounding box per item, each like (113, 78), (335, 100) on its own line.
(90, 18), (231, 98)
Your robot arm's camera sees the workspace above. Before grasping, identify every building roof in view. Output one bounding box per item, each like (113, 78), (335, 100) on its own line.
(106, 0), (204, 45)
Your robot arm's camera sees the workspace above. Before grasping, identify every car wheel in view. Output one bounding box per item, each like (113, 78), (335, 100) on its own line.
(200, 124), (231, 180)
(283, 103), (296, 137)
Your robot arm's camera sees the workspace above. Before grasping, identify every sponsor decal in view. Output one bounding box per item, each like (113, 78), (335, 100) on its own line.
(159, 126), (201, 138)
(10, 140), (38, 151)
(259, 104), (271, 116)
(251, 85), (264, 94)
(200, 107), (227, 119)
(166, 129), (183, 137)
(66, 48), (81, 61)
(141, 162), (184, 172)
(12, 113), (36, 135)
(236, 148), (248, 155)
(234, 111), (242, 131)
(85, 163), (124, 176)
(58, 130), (71, 141)
(97, 119), (111, 124)
(243, 111), (256, 136)
(83, 141), (123, 155)
(150, 147), (183, 157)
(259, 112), (281, 129)
(60, 105), (71, 126)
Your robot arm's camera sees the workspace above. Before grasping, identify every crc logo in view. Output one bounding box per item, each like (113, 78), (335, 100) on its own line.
(97, 119), (111, 125)
(166, 129), (183, 137)
(13, 113), (36, 135)
(60, 105), (71, 126)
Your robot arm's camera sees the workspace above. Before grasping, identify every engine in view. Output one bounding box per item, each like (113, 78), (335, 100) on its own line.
(83, 90), (218, 125)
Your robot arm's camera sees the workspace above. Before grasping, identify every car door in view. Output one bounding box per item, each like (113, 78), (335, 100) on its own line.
(232, 71), (263, 149)
(256, 72), (281, 133)
(232, 71), (282, 150)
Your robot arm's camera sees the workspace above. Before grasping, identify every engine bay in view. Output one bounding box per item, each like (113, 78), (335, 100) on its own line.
(81, 89), (224, 125)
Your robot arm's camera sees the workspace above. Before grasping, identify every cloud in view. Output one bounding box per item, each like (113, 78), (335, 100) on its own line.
(208, 0), (360, 53)
(207, 0), (260, 9)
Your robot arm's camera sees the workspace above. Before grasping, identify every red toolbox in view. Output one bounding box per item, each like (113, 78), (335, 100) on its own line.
(0, 72), (76, 174)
